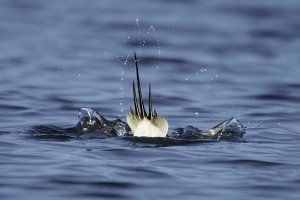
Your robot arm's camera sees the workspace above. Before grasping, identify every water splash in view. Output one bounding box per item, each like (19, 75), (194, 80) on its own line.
(204, 118), (246, 141)
(121, 21), (161, 69)
(76, 107), (131, 137)
(143, 26), (161, 56)
(124, 53), (130, 65)
(26, 107), (246, 143)
(136, 18), (142, 55)
(76, 107), (245, 142)
(119, 70), (125, 118)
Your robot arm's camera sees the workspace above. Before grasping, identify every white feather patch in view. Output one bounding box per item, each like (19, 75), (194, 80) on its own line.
(126, 114), (168, 137)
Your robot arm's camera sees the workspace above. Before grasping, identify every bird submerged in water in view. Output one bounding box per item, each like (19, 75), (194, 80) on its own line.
(126, 52), (168, 137)
(69, 52), (245, 142)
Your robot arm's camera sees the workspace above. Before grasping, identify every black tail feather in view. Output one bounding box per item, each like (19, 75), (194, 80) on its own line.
(134, 51), (146, 118)
(133, 81), (140, 115)
(148, 83), (152, 119)
(132, 51), (154, 120)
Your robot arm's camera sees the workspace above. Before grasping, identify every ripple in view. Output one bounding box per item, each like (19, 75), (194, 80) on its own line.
(73, 192), (129, 199)
(154, 95), (193, 106)
(121, 137), (217, 147)
(209, 42), (276, 58)
(6, 0), (43, 11)
(49, 178), (138, 189)
(252, 93), (300, 102)
(119, 55), (192, 67)
(220, 4), (287, 19)
(120, 165), (172, 178)
(0, 104), (28, 111)
(250, 29), (297, 41)
(211, 159), (284, 167)
(142, 56), (189, 65)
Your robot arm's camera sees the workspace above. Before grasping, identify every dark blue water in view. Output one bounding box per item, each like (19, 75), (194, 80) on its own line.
(1, 0), (300, 199)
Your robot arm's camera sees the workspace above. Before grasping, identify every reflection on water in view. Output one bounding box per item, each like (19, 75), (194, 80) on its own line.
(0, 0), (300, 199)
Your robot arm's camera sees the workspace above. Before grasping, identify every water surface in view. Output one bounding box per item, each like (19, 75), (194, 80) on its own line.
(0, 0), (300, 199)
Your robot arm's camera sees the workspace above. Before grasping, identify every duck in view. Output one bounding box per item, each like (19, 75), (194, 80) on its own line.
(126, 52), (168, 137)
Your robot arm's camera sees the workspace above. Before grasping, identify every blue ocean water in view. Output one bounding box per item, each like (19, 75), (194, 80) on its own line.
(0, 0), (299, 199)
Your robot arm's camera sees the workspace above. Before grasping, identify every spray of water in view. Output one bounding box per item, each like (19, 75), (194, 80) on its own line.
(118, 20), (162, 118)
